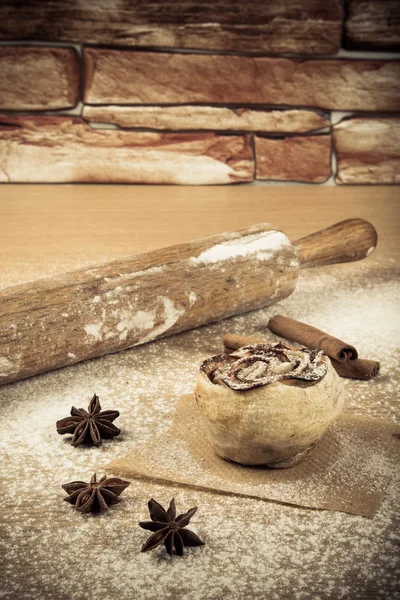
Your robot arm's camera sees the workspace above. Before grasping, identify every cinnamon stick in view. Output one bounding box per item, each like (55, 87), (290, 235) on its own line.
(330, 358), (380, 381)
(222, 333), (380, 381)
(268, 315), (358, 361)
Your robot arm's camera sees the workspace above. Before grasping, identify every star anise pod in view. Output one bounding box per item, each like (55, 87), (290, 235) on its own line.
(56, 393), (120, 446)
(139, 498), (205, 556)
(62, 473), (130, 514)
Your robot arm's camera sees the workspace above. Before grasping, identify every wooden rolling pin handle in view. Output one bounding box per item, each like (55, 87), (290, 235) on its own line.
(294, 218), (378, 269)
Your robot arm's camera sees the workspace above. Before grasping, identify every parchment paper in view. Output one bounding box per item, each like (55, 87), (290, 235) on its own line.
(108, 394), (400, 518)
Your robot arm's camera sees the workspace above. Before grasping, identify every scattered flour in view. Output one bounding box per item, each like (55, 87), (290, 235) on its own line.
(139, 296), (185, 343)
(115, 308), (156, 341)
(83, 323), (103, 341)
(118, 266), (165, 279)
(187, 291), (197, 307)
(84, 296), (185, 345)
(0, 356), (14, 376)
(0, 259), (399, 600)
(190, 230), (292, 265)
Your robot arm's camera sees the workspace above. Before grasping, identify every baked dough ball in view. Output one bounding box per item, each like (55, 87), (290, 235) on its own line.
(195, 342), (344, 467)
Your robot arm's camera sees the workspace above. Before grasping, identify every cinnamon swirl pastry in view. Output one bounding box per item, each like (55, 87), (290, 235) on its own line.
(195, 343), (344, 467)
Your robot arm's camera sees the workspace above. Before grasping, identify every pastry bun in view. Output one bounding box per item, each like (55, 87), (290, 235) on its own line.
(195, 342), (344, 467)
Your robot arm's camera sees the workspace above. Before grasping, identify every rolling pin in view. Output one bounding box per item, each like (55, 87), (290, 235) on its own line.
(0, 218), (377, 386)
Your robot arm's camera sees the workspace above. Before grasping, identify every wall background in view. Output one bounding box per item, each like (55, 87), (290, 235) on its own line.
(0, 0), (399, 185)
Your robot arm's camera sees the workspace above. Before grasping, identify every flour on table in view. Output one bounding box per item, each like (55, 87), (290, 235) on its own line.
(1, 258), (399, 600)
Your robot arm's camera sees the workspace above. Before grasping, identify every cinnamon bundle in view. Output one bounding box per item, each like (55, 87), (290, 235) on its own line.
(268, 315), (358, 362)
(330, 358), (379, 380)
(223, 320), (380, 381)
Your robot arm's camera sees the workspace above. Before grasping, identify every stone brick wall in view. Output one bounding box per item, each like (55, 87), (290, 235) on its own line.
(0, 0), (399, 185)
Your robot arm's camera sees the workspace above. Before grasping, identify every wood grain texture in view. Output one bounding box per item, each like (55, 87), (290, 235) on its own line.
(255, 135), (332, 182)
(0, 185), (397, 289)
(1, 200), (398, 600)
(333, 117), (400, 184)
(0, 224), (299, 385)
(0, 216), (380, 385)
(0, 46), (80, 110)
(294, 218), (378, 268)
(84, 49), (400, 112)
(0, 115), (254, 184)
(83, 105), (330, 133)
(344, 0), (400, 50)
(0, 0), (342, 55)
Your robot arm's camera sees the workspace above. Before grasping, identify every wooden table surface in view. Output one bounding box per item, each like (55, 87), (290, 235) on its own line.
(1, 184), (399, 600)
(1, 184), (399, 287)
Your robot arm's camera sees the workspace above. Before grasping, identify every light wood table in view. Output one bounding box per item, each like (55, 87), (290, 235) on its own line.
(0, 185), (399, 600)
(1, 185), (399, 287)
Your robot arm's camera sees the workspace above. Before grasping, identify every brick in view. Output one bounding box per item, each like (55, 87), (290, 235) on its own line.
(0, 116), (254, 185)
(0, 0), (342, 55)
(344, 0), (400, 50)
(0, 47), (79, 110)
(83, 106), (329, 133)
(256, 135), (332, 182)
(84, 50), (400, 112)
(334, 118), (400, 184)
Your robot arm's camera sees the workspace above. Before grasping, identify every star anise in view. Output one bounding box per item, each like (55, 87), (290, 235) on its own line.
(56, 393), (120, 446)
(62, 473), (130, 514)
(139, 498), (205, 556)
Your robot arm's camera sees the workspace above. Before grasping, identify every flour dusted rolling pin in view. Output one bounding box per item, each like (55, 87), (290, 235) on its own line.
(0, 219), (377, 386)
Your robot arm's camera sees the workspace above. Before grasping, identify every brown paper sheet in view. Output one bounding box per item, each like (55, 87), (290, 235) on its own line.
(107, 394), (400, 518)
